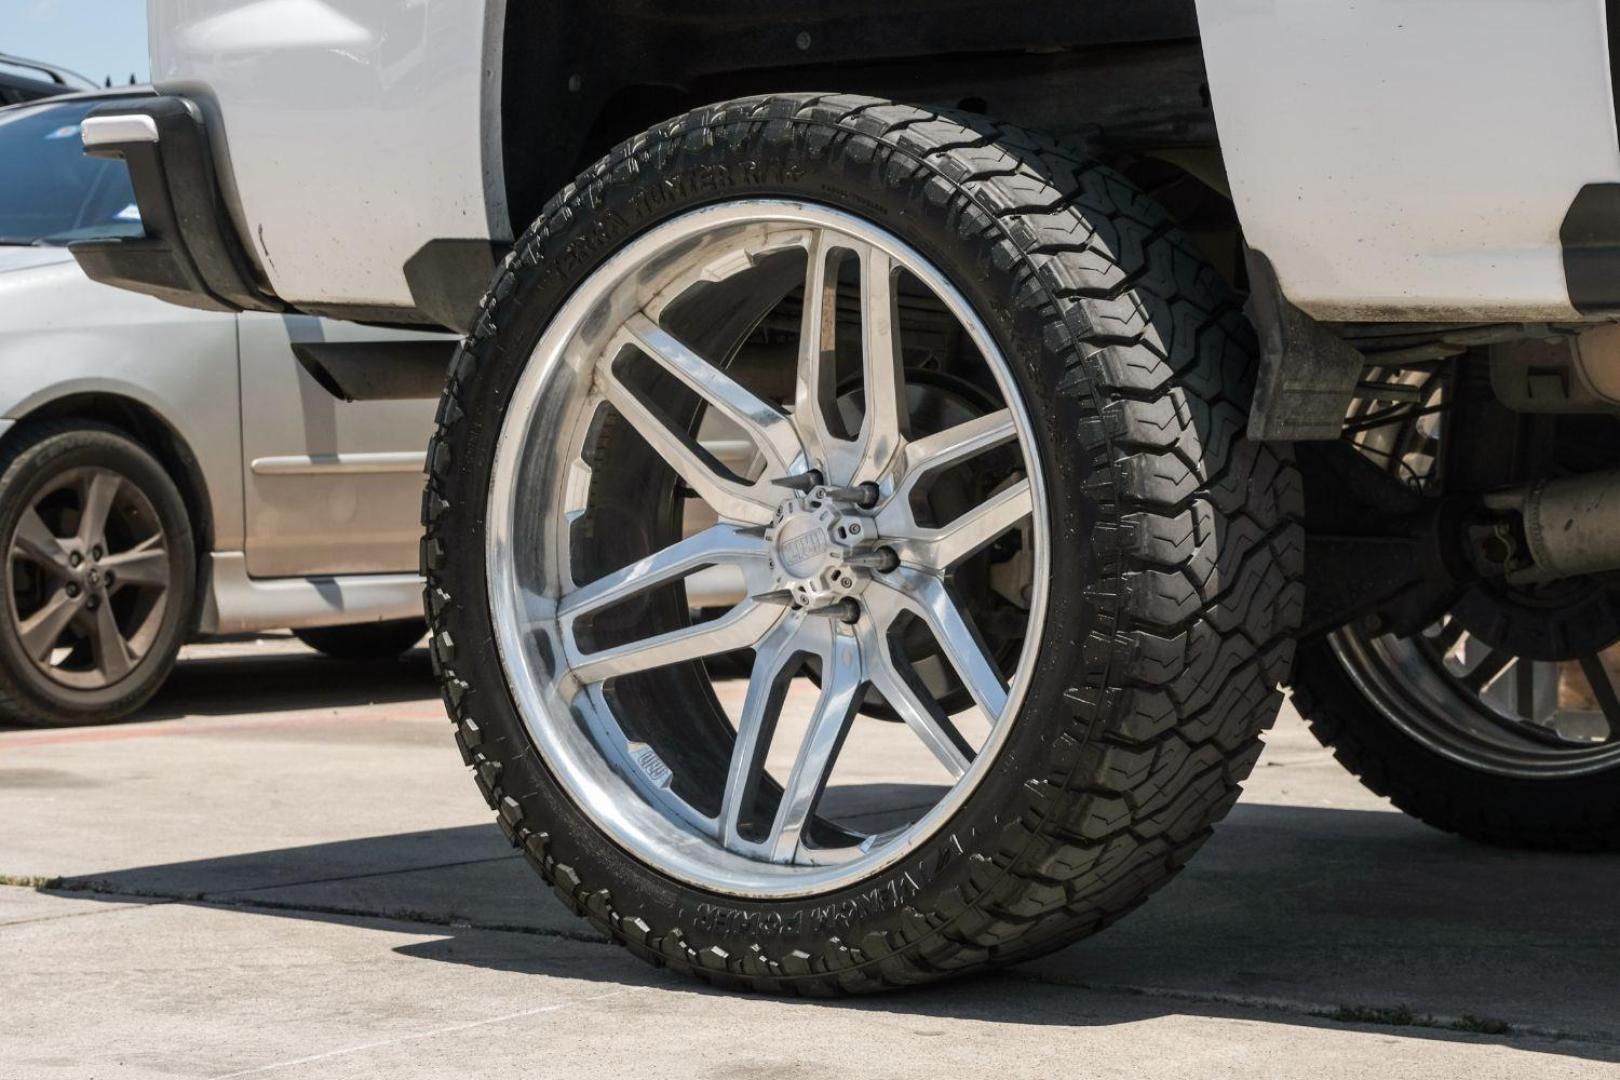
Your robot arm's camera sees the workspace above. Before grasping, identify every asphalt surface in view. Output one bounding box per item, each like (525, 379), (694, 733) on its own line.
(3, 634), (1618, 1078)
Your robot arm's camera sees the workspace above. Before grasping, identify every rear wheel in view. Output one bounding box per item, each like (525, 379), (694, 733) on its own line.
(0, 421), (195, 727)
(422, 95), (1302, 991)
(1293, 372), (1620, 850)
(294, 619), (426, 660)
(1296, 624), (1620, 850)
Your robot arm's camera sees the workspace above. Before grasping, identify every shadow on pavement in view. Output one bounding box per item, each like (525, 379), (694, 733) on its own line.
(0, 646), (438, 733)
(138, 646), (435, 720)
(39, 801), (1620, 1062)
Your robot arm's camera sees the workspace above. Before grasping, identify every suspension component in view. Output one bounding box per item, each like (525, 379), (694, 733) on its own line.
(1485, 469), (1620, 582)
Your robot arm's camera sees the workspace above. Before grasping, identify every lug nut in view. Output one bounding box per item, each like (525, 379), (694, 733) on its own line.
(69, 552), (82, 568)
(824, 482), (880, 508)
(91, 545), (103, 560)
(845, 547), (900, 572)
(771, 470), (823, 492)
(806, 598), (861, 623)
(103, 571), (116, 588)
(65, 583), (80, 598)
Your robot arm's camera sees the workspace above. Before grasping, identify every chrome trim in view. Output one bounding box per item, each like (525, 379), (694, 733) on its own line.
(249, 451), (426, 476)
(81, 114), (160, 147)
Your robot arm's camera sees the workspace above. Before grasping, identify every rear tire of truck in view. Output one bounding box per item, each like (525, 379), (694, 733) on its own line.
(1295, 635), (1620, 851)
(1292, 364), (1620, 851)
(422, 94), (1303, 991)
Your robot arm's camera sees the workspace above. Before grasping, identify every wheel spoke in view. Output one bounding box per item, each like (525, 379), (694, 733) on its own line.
(560, 524), (768, 620)
(1514, 657), (1537, 720)
(77, 470), (121, 547)
(622, 314), (804, 478)
(853, 245), (907, 482)
(598, 371), (777, 525)
(791, 233), (846, 469)
(568, 599), (782, 685)
(90, 601), (133, 682)
(868, 569), (1008, 721)
(1428, 616), (1467, 657)
(17, 588), (83, 662)
(895, 410), (1017, 494)
(857, 616), (972, 778)
(101, 536), (168, 589)
(561, 524), (777, 684)
(766, 627), (864, 862)
(11, 508), (72, 574)
(1578, 654), (1620, 740)
(887, 478), (1032, 571)
(1461, 647), (1513, 692)
(718, 616), (803, 849)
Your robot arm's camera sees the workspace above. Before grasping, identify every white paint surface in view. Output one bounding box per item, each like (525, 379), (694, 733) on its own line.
(1198, 0), (1620, 319)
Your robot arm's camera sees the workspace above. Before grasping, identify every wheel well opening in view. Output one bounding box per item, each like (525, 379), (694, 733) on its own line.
(2, 394), (215, 617)
(498, 4), (1219, 239)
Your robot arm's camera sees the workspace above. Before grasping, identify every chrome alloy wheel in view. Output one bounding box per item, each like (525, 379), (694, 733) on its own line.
(486, 201), (1049, 898)
(5, 465), (171, 689)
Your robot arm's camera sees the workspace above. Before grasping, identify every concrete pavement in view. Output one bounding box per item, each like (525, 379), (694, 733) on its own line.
(3, 634), (1618, 1078)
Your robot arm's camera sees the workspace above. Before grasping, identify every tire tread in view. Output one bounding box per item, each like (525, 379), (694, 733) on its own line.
(421, 94), (1304, 992)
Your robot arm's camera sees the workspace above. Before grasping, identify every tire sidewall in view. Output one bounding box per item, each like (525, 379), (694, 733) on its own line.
(1295, 638), (1620, 847)
(436, 113), (1101, 962)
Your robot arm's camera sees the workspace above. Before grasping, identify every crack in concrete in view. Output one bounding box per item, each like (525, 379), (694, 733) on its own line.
(1000, 969), (1620, 1050)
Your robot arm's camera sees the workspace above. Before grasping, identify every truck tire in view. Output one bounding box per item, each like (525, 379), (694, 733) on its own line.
(0, 420), (195, 727)
(422, 94), (1303, 991)
(294, 618), (426, 660)
(1295, 622), (1620, 851)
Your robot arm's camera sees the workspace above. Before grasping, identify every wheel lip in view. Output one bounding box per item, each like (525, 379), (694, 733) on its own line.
(484, 199), (1053, 899)
(1329, 626), (1620, 779)
(4, 463), (169, 693)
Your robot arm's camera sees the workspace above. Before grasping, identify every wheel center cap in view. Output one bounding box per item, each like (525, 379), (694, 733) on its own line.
(766, 488), (877, 608)
(776, 516), (832, 578)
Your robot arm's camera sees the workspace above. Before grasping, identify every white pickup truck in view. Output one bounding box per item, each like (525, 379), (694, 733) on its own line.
(67, 0), (1620, 992)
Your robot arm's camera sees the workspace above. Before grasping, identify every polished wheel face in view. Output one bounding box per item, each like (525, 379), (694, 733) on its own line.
(487, 201), (1048, 897)
(5, 465), (171, 690)
(1331, 369), (1620, 777)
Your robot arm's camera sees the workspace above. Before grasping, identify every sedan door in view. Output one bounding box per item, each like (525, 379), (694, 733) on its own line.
(236, 313), (450, 579)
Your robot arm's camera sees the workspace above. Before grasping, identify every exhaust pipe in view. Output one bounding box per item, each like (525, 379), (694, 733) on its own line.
(1485, 470), (1620, 581)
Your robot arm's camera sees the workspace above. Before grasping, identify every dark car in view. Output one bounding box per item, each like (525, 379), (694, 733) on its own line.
(0, 53), (96, 107)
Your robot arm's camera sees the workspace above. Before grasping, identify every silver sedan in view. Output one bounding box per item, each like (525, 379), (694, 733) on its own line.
(0, 91), (448, 726)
